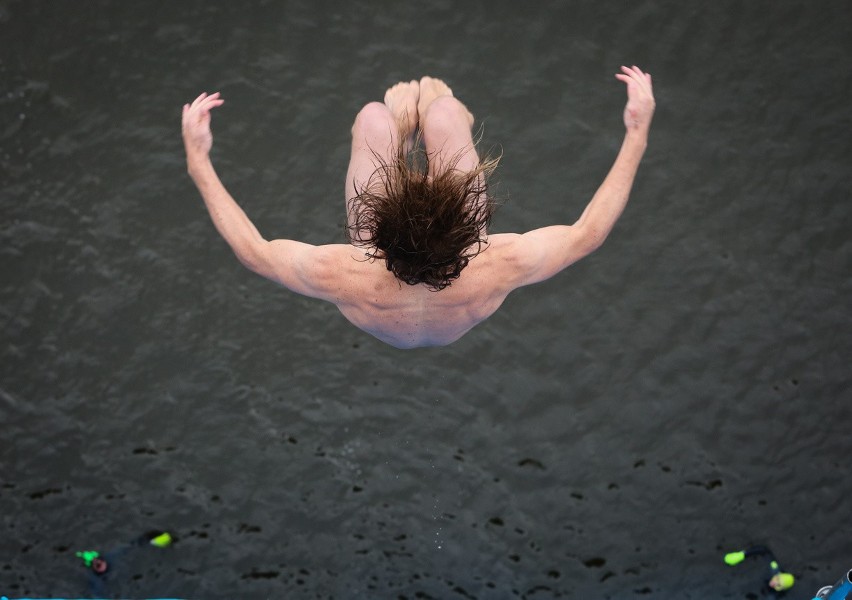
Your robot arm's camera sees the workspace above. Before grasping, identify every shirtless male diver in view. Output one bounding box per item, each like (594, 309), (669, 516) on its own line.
(181, 66), (655, 349)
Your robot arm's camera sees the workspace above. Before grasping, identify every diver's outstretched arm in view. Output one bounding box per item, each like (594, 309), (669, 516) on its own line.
(181, 93), (333, 299)
(571, 65), (655, 245)
(507, 66), (655, 287)
(182, 92), (270, 273)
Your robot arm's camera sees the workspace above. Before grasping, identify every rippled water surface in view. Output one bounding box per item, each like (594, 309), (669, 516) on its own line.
(2, 1), (850, 598)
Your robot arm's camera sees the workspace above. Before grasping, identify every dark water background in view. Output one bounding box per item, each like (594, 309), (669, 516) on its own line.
(2, 1), (850, 598)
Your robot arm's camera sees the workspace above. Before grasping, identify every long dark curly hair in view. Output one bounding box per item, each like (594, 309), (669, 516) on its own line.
(346, 136), (500, 291)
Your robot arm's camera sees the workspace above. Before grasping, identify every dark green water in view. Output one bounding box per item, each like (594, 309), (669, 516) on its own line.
(2, 1), (850, 598)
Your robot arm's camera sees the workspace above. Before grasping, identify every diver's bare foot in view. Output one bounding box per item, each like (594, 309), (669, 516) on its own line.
(384, 80), (420, 138)
(418, 76), (474, 128)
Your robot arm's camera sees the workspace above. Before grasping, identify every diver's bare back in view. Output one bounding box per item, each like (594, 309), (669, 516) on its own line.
(299, 233), (531, 349)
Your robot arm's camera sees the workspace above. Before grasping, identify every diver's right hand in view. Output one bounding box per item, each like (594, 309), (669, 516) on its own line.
(182, 92), (224, 158)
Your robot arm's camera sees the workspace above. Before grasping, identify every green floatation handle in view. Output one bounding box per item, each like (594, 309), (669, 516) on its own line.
(725, 550), (746, 566)
(75, 550), (100, 566)
(775, 572), (795, 590)
(150, 532), (172, 548)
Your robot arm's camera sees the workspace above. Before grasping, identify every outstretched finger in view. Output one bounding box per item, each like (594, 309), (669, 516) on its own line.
(632, 66), (654, 88)
(615, 73), (637, 87)
(198, 93), (224, 110)
(621, 66), (645, 81)
(631, 65), (644, 76)
(631, 66), (651, 82)
(622, 65), (650, 86)
(621, 67), (652, 92)
(617, 66), (637, 85)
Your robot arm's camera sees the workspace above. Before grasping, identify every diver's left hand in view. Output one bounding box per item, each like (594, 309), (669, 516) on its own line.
(615, 66), (655, 132)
